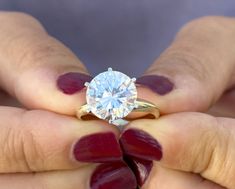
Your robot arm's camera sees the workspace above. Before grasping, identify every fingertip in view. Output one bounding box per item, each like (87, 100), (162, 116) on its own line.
(136, 73), (212, 114)
(124, 155), (153, 187)
(120, 128), (163, 162)
(73, 132), (123, 163)
(57, 72), (92, 95)
(90, 162), (137, 189)
(136, 74), (174, 96)
(14, 65), (91, 115)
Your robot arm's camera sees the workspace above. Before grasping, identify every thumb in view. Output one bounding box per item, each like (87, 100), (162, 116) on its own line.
(0, 12), (91, 115)
(120, 113), (235, 189)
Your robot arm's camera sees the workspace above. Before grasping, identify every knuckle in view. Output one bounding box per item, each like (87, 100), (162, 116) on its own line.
(156, 49), (210, 82)
(168, 114), (235, 188)
(0, 111), (45, 172)
(0, 12), (60, 70)
(18, 37), (70, 68)
(178, 52), (208, 81)
(21, 127), (45, 172)
(0, 11), (82, 72)
(162, 114), (223, 173)
(204, 118), (235, 187)
(1, 125), (22, 171)
(191, 117), (219, 173)
(20, 111), (46, 172)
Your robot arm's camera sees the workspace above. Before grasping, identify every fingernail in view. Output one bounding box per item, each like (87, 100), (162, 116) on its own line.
(124, 156), (153, 187)
(73, 132), (122, 163)
(136, 75), (174, 95)
(90, 162), (137, 189)
(120, 129), (162, 161)
(57, 72), (92, 94)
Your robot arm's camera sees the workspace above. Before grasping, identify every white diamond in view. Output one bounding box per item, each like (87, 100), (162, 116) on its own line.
(86, 69), (137, 123)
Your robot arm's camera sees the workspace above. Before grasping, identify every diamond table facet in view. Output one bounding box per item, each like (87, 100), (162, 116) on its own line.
(86, 68), (137, 123)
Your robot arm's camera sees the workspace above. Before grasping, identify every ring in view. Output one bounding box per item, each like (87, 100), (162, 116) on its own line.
(76, 68), (160, 126)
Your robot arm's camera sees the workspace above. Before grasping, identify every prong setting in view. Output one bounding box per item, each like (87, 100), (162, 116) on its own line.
(84, 82), (90, 87)
(132, 78), (136, 82)
(86, 68), (137, 124)
(86, 105), (91, 113)
(134, 103), (138, 109)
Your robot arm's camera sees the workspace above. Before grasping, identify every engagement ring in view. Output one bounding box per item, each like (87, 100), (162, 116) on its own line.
(76, 68), (160, 126)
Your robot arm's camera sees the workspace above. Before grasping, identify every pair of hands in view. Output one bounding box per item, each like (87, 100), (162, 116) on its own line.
(0, 11), (234, 189)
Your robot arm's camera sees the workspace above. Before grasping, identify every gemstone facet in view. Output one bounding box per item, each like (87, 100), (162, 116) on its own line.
(86, 68), (137, 123)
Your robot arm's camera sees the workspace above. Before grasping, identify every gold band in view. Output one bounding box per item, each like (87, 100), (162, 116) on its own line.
(131, 99), (160, 118)
(76, 99), (160, 123)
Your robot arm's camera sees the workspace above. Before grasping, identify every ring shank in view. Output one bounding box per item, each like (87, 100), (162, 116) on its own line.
(132, 99), (160, 118)
(77, 99), (160, 122)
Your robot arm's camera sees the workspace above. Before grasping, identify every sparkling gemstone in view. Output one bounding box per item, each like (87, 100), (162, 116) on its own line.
(86, 68), (137, 123)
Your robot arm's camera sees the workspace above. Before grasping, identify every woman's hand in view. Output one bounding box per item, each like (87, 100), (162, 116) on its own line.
(120, 16), (235, 189)
(2, 11), (235, 189)
(0, 12), (139, 189)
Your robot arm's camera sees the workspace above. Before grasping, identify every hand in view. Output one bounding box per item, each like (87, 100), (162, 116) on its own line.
(120, 16), (235, 189)
(0, 12), (138, 189)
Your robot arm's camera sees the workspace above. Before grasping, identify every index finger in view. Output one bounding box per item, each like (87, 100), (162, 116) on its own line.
(0, 12), (91, 114)
(137, 16), (235, 114)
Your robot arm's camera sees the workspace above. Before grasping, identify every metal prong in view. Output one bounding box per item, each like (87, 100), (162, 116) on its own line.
(86, 106), (91, 113)
(132, 77), (136, 82)
(84, 82), (90, 87)
(108, 67), (113, 72)
(134, 103), (138, 109)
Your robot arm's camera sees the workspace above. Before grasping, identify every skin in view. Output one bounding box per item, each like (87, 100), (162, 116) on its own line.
(135, 16), (235, 189)
(0, 12), (119, 188)
(0, 11), (234, 188)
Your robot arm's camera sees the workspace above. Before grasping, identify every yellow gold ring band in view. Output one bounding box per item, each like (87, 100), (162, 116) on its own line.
(77, 99), (160, 126)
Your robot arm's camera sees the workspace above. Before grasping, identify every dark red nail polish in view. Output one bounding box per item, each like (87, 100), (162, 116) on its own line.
(124, 156), (153, 187)
(136, 75), (174, 95)
(90, 162), (137, 189)
(120, 129), (162, 161)
(73, 132), (122, 163)
(57, 72), (92, 94)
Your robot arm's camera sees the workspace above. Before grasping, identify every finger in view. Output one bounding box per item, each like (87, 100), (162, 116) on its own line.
(0, 106), (122, 173)
(120, 113), (235, 189)
(125, 155), (224, 189)
(136, 16), (235, 114)
(0, 12), (92, 114)
(143, 164), (225, 189)
(124, 156), (154, 187)
(0, 162), (137, 189)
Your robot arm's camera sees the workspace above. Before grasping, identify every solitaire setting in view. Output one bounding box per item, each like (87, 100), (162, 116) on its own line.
(77, 68), (160, 126)
(86, 68), (137, 123)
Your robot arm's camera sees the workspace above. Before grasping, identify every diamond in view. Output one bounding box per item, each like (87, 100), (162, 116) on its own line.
(86, 68), (137, 123)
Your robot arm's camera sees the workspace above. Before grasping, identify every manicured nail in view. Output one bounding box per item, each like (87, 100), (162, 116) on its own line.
(57, 72), (92, 94)
(124, 156), (153, 187)
(90, 162), (137, 189)
(136, 75), (174, 95)
(120, 129), (162, 161)
(73, 132), (122, 163)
